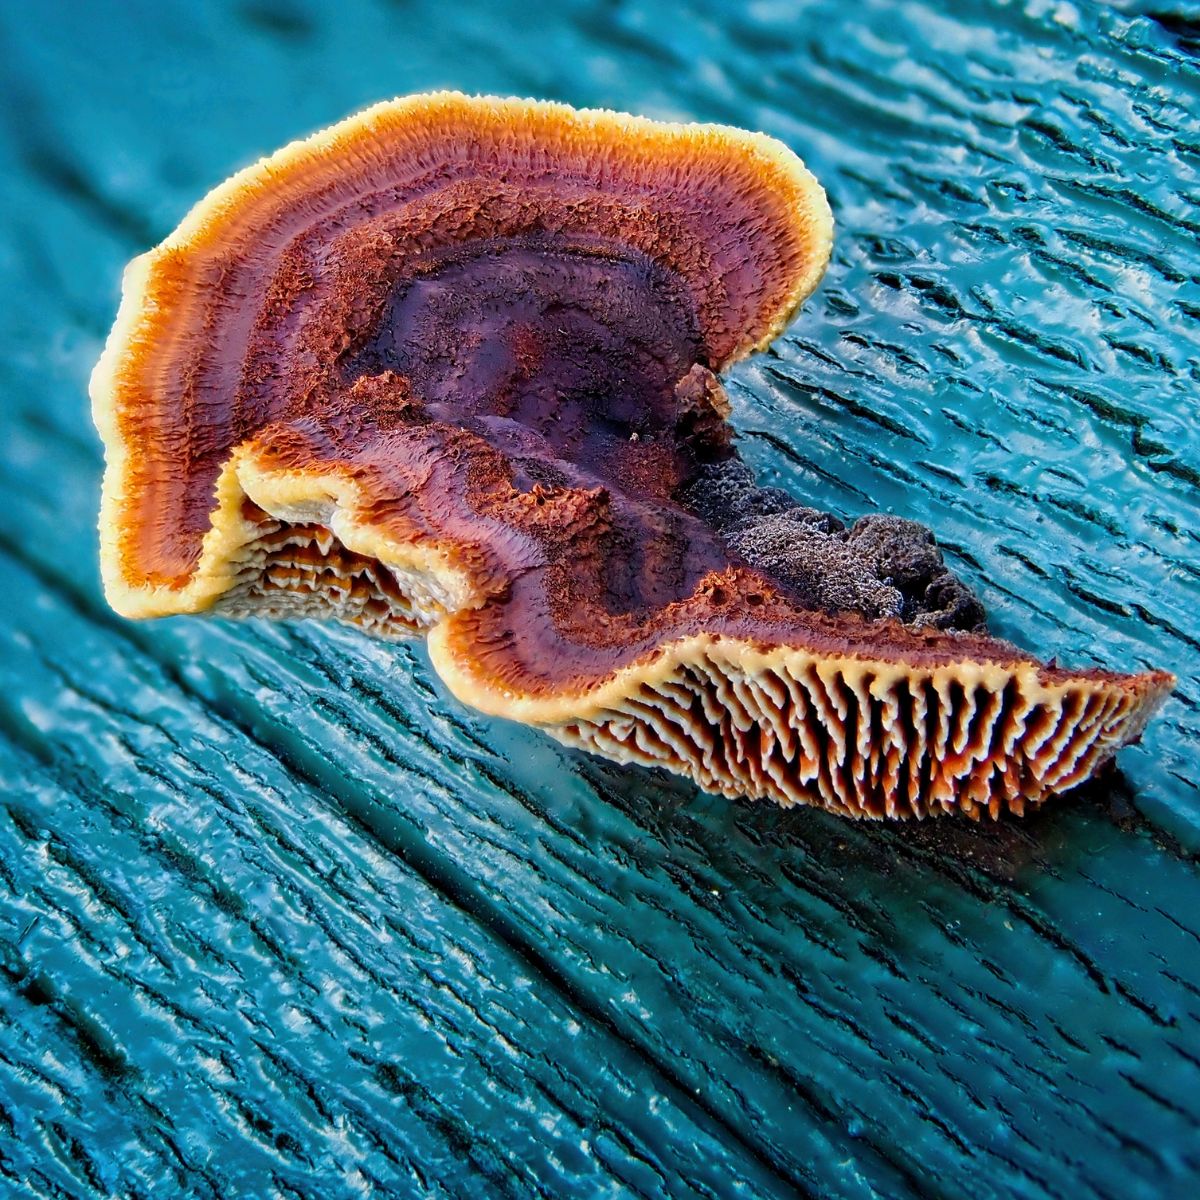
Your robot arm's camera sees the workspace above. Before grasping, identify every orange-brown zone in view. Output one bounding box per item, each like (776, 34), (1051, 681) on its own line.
(105, 99), (1172, 815)
(121, 112), (810, 594)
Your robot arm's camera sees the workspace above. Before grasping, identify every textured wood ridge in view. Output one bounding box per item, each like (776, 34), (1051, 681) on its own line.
(2, 2), (1198, 1199)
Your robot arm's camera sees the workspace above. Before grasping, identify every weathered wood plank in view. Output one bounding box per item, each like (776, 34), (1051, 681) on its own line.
(1, 1), (1198, 1197)
(0, 550), (792, 1199)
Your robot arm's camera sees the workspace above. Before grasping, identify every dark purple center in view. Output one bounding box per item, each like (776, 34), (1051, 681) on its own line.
(350, 234), (704, 491)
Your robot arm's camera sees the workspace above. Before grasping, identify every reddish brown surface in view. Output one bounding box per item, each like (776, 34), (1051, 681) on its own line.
(234, 220), (1035, 697)
(101, 96), (1169, 715)
(114, 106), (819, 595)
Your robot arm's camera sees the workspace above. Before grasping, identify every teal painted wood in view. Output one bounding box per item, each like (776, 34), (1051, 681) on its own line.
(0, 2), (1197, 1197)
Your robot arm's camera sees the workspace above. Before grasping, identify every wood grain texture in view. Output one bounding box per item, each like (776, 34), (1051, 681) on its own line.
(0, 1), (1197, 1197)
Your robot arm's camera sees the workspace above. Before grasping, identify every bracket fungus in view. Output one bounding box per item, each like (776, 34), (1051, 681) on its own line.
(91, 92), (1174, 820)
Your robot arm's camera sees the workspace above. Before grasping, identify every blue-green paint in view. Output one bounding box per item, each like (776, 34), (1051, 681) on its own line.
(0, 2), (1197, 1197)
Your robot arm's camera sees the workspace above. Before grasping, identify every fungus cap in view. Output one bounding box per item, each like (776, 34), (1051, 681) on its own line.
(91, 92), (1173, 819)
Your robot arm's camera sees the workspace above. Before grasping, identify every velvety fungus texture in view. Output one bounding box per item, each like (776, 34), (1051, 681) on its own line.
(92, 92), (1173, 819)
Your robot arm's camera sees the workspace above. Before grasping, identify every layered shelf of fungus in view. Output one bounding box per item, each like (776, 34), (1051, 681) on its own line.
(91, 92), (1173, 819)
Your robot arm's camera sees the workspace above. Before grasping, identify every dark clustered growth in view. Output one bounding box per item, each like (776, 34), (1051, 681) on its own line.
(681, 457), (987, 631)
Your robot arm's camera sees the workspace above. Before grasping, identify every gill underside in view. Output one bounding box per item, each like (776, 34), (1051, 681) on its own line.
(214, 509), (437, 640)
(208, 502), (1158, 820)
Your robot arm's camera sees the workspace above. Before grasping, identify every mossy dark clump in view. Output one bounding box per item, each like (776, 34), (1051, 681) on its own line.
(681, 458), (986, 631)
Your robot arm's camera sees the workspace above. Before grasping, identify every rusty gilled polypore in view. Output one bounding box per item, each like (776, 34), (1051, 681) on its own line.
(91, 92), (1174, 819)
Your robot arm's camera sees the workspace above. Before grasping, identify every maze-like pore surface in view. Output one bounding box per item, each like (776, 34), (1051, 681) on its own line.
(549, 649), (1168, 818)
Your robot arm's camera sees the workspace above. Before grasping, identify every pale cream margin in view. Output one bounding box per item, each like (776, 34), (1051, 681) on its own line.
(427, 626), (1170, 729)
(90, 91), (834, 621)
